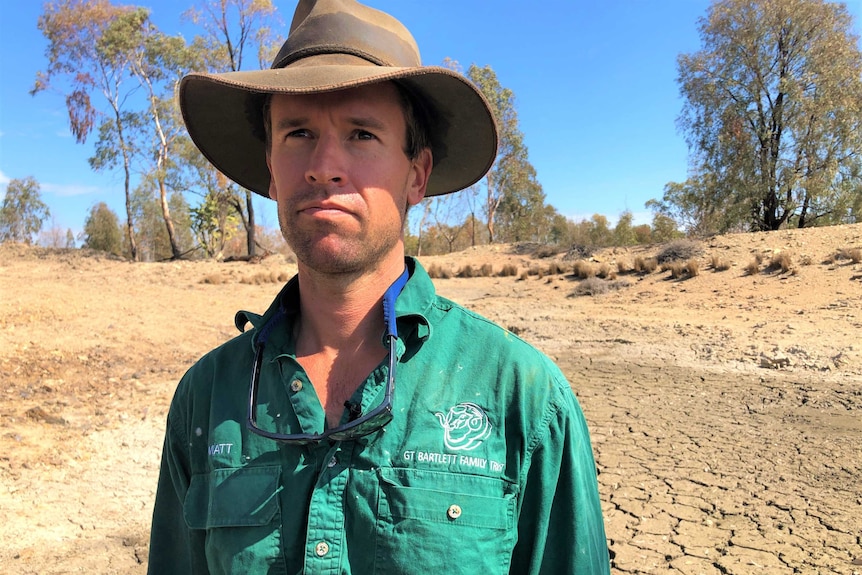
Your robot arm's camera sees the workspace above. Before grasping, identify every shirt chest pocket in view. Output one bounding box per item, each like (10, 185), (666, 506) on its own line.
(375, 468), (516, 575)
(183, 465), (286, 575)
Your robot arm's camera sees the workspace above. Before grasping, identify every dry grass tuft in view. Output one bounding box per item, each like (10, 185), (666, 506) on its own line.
(456, 265), (476, 278)
(239, 271), (292, 285)
(201, 273), (229, 285)
(833, 247), (862, 264)
(767, 252), (795, 274)
(498, 263), (519, 277)
(532, 245), (561, 259)
(685, 258), (700, 277)
(572, 259), (595, 279)
(546, 261), (566, 275)
(744, 259), (761, 276)
(478, 263), (494, 277)
(426, 263), (453, 279)
(596, 262), (612, 279)
(616, 259), (633, 275)
(667, 261), (686, 279)
(572, 277), (632, 297)
(710, 255), (731, 271)
(633, 256), (658, 274)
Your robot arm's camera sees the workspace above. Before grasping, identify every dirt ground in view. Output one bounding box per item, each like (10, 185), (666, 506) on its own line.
(1, 223), (861, 574)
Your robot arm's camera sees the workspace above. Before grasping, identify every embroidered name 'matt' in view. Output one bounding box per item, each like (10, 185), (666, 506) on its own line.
(434, 403), (492, 451)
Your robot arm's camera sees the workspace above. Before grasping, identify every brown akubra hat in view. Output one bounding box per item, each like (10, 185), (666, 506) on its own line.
(179, 0), (498, 198)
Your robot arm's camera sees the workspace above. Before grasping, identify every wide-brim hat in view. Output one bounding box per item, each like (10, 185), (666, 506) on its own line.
(179, 0), (498, 198)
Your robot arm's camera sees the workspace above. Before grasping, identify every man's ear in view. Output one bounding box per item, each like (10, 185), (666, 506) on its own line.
(407, 148), (433, 207)
(266, 154), (278, 201)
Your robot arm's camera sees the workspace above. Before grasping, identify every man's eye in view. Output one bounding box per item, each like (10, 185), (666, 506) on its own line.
(354, 130), (376, 140)
(286, 129), (311, 138)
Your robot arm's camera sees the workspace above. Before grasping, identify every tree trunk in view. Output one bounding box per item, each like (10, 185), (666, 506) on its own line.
(158, 177), (181, 259)
(245, 190), (256, 257)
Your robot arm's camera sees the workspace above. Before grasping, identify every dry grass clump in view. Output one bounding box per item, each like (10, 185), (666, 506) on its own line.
(656, 239), (702, 264)
(546, 261), (567, 275)
(633, 256), (658, 274)
(201, 273), (230, 285)
(572, 259), (595, 279)
(572, 277), (632, 297)
(767, 251), (795, 274)
(456, 265), (476, 278)
(498, 263), (519, 277)
(478, 263), (494, 277)
(829, 247), (862, 264)
(685, 258), (700, 277)
(709, 255), (731, 271)
(425, 263), (453, 279)
(616, 259), (633, 275)
(239, 271), (292, 285)
(595, 262), (613, 279)
(662, 261), (686, 279)
(744, 259), (761, 275)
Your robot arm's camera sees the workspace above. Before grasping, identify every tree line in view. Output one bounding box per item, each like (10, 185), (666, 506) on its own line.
(4, 0), (861, 258)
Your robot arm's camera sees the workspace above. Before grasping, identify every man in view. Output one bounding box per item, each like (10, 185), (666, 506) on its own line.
(148, 1), (610, 573)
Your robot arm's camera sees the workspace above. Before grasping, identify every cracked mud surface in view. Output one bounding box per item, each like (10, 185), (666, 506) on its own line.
(2, 223), (861, 574)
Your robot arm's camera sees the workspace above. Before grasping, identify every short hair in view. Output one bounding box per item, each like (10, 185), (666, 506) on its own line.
(262, 81), (432, 163)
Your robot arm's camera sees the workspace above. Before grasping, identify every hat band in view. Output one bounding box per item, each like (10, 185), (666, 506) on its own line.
(275, 45), (387, 69)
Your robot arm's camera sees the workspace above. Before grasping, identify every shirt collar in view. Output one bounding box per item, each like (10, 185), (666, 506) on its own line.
(234, 256), (434, 350)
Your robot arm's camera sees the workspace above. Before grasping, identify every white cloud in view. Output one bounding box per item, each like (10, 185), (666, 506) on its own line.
(41, 182), (100, 197)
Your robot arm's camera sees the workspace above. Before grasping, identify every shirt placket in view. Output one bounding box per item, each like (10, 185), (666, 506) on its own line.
(303, 441), (354, 574)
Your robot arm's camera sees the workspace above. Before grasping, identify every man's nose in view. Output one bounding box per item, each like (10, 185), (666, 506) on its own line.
(305, 134), (345, 185)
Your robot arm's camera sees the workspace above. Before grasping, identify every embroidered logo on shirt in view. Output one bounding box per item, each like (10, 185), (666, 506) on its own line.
(434, 403), (492, 451)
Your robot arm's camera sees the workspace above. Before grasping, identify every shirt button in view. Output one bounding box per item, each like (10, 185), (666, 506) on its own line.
(315, 541), (330, 557)
(447, 504), (462, 520)
(327, 456), (338, 468)
(290, 380), (303, 392)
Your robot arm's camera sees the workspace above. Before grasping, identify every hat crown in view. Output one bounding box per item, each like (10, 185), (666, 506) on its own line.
(272, 0), (421, 69)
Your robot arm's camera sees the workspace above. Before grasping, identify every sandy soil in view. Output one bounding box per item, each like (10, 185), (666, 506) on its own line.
(1, 223), (861, 574)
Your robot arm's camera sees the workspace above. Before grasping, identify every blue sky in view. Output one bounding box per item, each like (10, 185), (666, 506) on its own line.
(2, 0), (861, 237)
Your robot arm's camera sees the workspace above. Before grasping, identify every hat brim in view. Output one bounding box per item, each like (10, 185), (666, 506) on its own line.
(179, 63), (498, 198)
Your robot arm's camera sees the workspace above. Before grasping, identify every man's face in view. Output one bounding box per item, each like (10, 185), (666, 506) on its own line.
(266, 82), (432, 276)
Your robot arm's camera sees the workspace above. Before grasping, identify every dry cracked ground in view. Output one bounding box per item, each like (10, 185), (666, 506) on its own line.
(2, 223), (862, 574)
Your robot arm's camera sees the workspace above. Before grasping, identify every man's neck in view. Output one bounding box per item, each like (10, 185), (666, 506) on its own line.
(294, 254), (406, 351)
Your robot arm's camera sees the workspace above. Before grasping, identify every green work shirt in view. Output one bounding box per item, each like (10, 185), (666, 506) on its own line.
(148, 258), (609, 575)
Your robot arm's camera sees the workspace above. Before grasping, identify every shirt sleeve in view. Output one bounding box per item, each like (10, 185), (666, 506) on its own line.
(147, 409), (209, 575)
(510, 381), (611, 575)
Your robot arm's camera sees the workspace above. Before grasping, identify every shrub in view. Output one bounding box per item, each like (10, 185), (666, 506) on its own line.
(657, 239), (701, 264)
(596, 262), (611, 279)
(478, 263), (494, 277)
(836, 247), (862, 263)
(546, 261), (566, 275)
(532, 245), (560, 259)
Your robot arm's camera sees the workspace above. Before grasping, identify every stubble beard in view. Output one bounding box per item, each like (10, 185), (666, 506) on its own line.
(278, 207), (405, 276)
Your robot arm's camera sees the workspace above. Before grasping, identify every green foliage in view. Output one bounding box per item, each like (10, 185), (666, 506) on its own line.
(83, 202), (122, 255)
(674, 0), (862, 231)
(190, 189), (241, 259)
(0, 177), (50, 245)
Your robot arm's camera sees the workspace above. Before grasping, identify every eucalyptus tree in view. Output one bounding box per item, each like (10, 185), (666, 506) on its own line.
(676, 0), (862, 231)
(33, 0), (141, 258)
(184, 0), (280, 257)
(467, 64), (544, 243)
(0, 177), (50, 245)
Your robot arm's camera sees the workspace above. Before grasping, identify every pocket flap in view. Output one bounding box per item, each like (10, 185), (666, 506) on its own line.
(184, 466), (282, 529)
